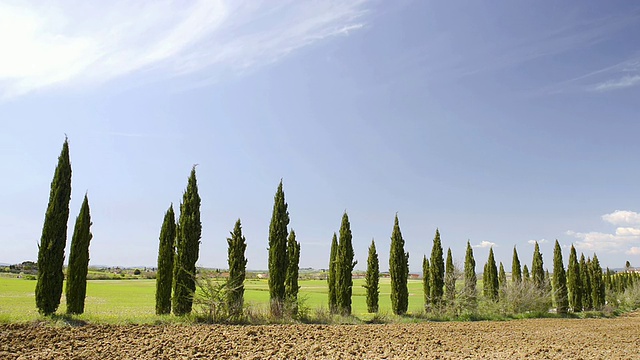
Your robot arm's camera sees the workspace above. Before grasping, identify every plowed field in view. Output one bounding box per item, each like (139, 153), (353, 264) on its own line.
(2, 313), (639, 359)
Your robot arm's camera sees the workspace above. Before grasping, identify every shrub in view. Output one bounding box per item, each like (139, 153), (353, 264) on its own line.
(500, 281), (551, 315)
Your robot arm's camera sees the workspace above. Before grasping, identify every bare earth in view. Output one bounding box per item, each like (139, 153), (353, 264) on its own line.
(2, 313), (639, 359)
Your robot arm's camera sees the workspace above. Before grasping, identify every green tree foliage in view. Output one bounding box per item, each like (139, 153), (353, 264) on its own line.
(328, 233), (338, 314)
(267, 180), (289, 317)
(336, 212), (357, 315)
(364, 239), (380, 313)
(552, 240), (568, 315)
(512, 246), (522, 283)
(36, 138), (72, 315)
(65, 194), (93, 315)
(531, 242), (545, 290)
(445, 248), (456, 303)
(483, 247), (499, 301)
(498, 262), (507, 299)
(389, 215), (409, 315)
(155, 204), (176, 315)
(422, 256), (430, 310)
(429, 229), (445, 305)
(567, 244), (582, 312)
(590, 254), (605, 309)
(463, 241), (477, 305)
(172, 166), (202, 316)
(285, 230), (301, 313)
(227, 219), (247, 318)
(580, 254), (592, 310)
(523, 264), (530, 282)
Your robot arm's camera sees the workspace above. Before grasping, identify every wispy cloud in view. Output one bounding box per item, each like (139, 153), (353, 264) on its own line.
(456, 11), (640, 78)
(591, 75), (640, 92)
(541, 55), (640, 94)
(0, 0), (369, 98)
(473, 241), (496, 248)
(567, 210), (640, 254)
(527, 239), (547, 245)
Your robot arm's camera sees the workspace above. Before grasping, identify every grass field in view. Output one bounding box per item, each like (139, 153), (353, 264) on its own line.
(0, 276), (426, 323)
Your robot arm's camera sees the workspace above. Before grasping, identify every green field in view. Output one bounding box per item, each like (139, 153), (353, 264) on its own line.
(0, 276), (425, 323)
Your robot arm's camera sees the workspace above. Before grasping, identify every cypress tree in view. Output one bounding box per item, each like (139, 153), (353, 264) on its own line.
(590, 254), (605, 309)
(544, 269), (552, 293)
(552, 240), (568, 315)
(285, 230), (300, 313)
(328, 233), (338, 314)
(429, 229), (445, 305)
(463, 241), (477, 305)
(580, 254), (592, 310)
(422, 256), (430, 310)
(389, 215), (409, 315)
(36, 137), (72, 315)
(445, 248), (455, 303)
(364, 239), (380, 313)
(336, 212), (357, 315)
(155, 204), (176, 315)
(267, 180), (289, 317)
(567, 244), (582, 312)
(172, 166), (202, 316)
(512, 246), (522, 283)
(523, 264), (530, 282)
(65, 194), (92, 315)
(227, 219), (247, 318)
(483, 247), (499, 301)
(531, 242), (545, 290)
(498, 262), (507, 300)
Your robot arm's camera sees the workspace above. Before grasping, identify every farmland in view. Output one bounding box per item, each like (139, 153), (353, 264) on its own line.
(3, 275), (640, 359)
(1, 313), (639, 359)
(0, 276), (427, 323)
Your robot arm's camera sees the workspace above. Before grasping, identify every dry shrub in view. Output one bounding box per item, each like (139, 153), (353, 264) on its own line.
(500, 281), (551, 315)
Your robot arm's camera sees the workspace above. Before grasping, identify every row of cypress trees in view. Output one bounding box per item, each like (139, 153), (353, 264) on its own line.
(35, 138), (94, 316)
(155, 179), (301, 318)
(154, 166), (203, 316)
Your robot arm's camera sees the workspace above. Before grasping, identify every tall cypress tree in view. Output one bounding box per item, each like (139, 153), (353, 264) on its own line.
(590, 254), (605, 309)
(65, 194), (92, 315)
(328, 233), (338, 314)
(364, 239), (380, 313)
(155, 204), (176, 315)
(172, 166), (202, 316)
(498, 262), (507, 300)
(552, 240), (568, 315)
(389, 215), (409, 315)
(445, 248), (455, 303)
(267, 180), (289, 316)
(523, 264), (530, 282)
(336, 212), (357, 315)
(483, 247), (499, 301)
(566, 245), (582, 312)
(512, 246), (522, 283)
(580, 254), (592, 310)
(36, 138), (72, 315)
(463, 241), (477, 305)
(429, 229), (445, 305)
(285, 230), (301, 313)
(531, 242), (545, 290)
(422, 256), (430, 310)
(227, 219), (247, 318)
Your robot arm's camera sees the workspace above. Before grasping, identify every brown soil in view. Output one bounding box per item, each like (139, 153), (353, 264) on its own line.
(2, 313), (639, 359)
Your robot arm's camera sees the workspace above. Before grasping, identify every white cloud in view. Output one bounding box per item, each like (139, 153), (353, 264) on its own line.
(0, 0), (368, 98)
(473, 241), (496, 248)
(591, 75), (640, 92)
(527, 239), (547, 245)
(602, 210), (640, 226)
(567, 210), (640, 254)
(626, 247), (640, 255)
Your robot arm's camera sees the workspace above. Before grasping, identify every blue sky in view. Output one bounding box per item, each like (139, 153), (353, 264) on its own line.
(2, 1), (640, 272)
